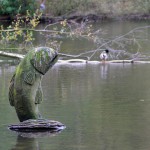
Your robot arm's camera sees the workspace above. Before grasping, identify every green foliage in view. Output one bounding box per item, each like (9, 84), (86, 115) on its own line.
(0, 0), (150, 16)
(0, 0), (37, 16)
(47, 0), (97, 16)
(0, 10), (42, 46)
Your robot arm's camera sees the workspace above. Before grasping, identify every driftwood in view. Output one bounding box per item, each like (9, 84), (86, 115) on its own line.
(0, 51), (25, 59)
(58, 59), (88, 63)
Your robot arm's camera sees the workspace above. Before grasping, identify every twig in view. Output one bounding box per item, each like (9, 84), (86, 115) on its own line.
(88, 25), (150, 60)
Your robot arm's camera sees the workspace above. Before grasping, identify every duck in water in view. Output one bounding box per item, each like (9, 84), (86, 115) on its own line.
(100, 49), (109, 63)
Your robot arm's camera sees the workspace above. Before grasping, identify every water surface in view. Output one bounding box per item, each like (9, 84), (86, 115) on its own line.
(0, 20), (150, 150)
(1, 62), (150, 150)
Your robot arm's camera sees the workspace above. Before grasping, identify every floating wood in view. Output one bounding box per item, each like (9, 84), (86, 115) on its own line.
(58, 59), (150, 64)
(0, 51), (25, 59)
(1, 50), (150, 64)
(58, 59), (88, 63)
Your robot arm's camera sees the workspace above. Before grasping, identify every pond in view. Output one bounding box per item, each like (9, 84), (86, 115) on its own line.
(0, 20), (150, 150)
(36, 20), (150, 60)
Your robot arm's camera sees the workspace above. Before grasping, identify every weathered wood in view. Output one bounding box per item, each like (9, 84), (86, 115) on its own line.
(58, 59), (150, 64)
(0, 50), (25, 59)
(108, 60), (150, 63)
(109, 60), (134, 63)
(1, 50), (150, 64)
(58, 59), (88, 63)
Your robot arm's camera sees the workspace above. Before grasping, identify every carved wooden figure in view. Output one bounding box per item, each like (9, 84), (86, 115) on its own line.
(9, 47), (58, 122)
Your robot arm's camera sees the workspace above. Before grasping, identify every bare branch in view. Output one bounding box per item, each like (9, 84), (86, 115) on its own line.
(0, 50), (25, 59)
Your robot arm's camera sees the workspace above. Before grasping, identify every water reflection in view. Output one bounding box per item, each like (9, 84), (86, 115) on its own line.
(100, 63), (109, 79)
(1, 62), (150, 150)
(11, 136), (39, 150)
(11, 129), (63, 138)
(42, 63), (150, 150)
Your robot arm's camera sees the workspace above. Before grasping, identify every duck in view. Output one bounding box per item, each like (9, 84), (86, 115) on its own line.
(100, 49), (109, 62)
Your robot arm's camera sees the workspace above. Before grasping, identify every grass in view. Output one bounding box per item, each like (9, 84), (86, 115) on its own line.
(44, 0), (150, 17)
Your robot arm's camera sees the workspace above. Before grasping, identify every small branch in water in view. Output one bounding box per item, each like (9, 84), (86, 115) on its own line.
(0, 50), (25, 59)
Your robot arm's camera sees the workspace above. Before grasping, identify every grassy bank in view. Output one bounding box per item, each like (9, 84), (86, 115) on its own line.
(0, 0), (150, 21)
(45, 0), (150, 18)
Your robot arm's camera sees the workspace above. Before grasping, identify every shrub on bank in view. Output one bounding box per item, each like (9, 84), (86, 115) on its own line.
(0, 0), (37, 16)
(0, 0), (149, 17)
(46, 0), (150, 17)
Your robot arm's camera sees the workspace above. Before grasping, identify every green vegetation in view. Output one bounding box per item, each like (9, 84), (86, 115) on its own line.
(0, 10), (43, 52)
(0, 0), (37, 16)
(46, 0), (150, 16)
(0, 9), (91, 52)
(0, 0), (149, 17)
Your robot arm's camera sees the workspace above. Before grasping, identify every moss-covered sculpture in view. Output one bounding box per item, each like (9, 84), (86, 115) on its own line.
(9, 47), (58, 122)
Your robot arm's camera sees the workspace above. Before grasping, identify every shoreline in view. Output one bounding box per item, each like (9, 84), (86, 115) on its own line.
(0, 13), (150, 23)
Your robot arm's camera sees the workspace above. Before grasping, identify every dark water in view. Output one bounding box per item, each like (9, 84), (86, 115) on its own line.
(0, 21), (150, 150)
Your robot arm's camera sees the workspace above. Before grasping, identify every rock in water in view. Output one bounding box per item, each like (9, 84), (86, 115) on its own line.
(8, 119), (66, 132)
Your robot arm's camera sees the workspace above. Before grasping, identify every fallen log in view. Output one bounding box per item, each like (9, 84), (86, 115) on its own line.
(58, 59), (150, 64)
(1, 50), (150, 64)
(58, 59), (88, 63)
(0, 51), (25, 59)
